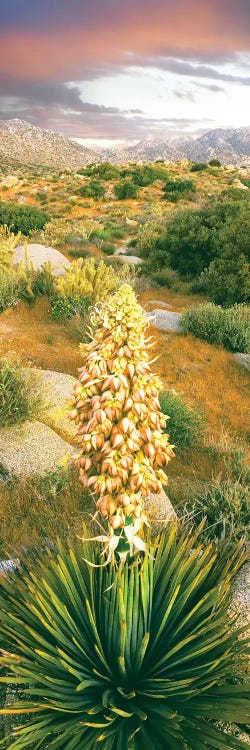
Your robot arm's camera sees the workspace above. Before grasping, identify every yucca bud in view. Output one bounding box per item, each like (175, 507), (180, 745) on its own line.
(109, 514), (123, 529)
(111, 433), (124, 449)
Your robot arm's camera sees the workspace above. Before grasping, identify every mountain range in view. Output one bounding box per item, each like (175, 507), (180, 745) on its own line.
(0, 119), (249, 170)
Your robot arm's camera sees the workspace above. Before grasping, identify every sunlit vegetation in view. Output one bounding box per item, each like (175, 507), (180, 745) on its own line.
(0, 158), (249, 560)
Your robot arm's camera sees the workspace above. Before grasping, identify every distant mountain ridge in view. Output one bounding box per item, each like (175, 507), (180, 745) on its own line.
(0, 119), (249, 168)
(0, 118), (97, 169)
(101, 127), (250, 166)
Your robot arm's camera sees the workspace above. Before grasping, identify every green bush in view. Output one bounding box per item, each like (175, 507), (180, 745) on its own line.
(0, 201), (48, 235)
(50, 294), (90, 321)
(197, 248), (250, 307)
(181, 303), (250, 352)
(102, 241), (115, 254)
(154, 201), (249, 279)
(135, 221), (160, 258)
(77, 163), (120, 180)
(159, 389), (204, 447)
(0, 525), (248, 750)
(209, 159), (221, 167)
(162, 179), (196, 202)
(0, 356), (43, 426)
(190, 162), (208, 172)
(104, 223), (126, 239)
(0, 271), (20, 312)
(114, 179), (140, 200)
(68, 248), (90, 259)
(121, 164), (168, 186)
(183, 478), (249, 543)
(79, 180), (105, 200)
(151, 268), (180, 289)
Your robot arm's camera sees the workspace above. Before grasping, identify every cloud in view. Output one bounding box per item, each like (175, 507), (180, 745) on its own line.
(131, 56), (250, 85)
(0, 0), (249, 81)
(0, 79), (144, 116)
(173, 90), (196, 102)
(193, 82), (226, 93)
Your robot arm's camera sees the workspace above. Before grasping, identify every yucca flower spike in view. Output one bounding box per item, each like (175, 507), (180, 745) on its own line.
(70, 284), (175, 560)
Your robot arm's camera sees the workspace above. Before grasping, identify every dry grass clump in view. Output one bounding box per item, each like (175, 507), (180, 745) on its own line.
(0, 467), (95, 558)
(0, 355), (43, 426)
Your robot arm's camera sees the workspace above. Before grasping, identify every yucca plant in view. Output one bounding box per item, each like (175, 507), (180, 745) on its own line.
(0, 524), (249, 750)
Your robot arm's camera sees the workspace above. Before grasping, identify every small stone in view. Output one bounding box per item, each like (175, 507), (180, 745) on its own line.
(145, 489), (177, 534)
(0, 175), (19, 189)
(146, 310), (181, 332)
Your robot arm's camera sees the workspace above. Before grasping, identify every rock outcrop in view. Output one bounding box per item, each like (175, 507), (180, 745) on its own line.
(14, 244), (70, 275)
(0, 421), (75, 477)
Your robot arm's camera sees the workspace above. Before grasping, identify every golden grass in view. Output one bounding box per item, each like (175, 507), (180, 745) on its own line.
(0, 472), (95, 558)
(140, 284), (205, 312)
(150, 329), (250, 443)
(137, 283), (250, 504)
(0, 298), (81, 376)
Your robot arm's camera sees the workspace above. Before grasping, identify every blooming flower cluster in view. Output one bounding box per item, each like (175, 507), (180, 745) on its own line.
(69, 284), (174, 551)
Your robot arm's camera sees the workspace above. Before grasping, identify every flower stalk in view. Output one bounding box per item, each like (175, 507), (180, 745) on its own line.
(70, 284), (174, 558)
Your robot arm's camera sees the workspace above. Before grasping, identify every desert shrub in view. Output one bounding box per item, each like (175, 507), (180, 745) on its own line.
(154, 201), (249, 278)
(159, 389), (204, 447)
(181, 303), (250, 352)
(108, 225), (126, 239)
(78, 179), (105, 200)
(114, 179), (140, 199)
(38, 191), (47, 204)
(190, 162), (208, 172)
(0, 201), (48, 235)
(135, 221), (160, 258)
(121, 164), (168, 186)
(162, 178), (196, 202)
(0, 356), (43, 426)
(67, 312), (91, 342)
(209, 159), (221, 167)
(198, 250), (250, 306)
(68, 247), (90, 258)
(50, 294), (90, 321)
(222, 305), (250, 352)
(240, 177), (250, 188)
(77, 163), (120, 180)
(0, 271), (20, 312)
(151, 268), (180, 289)
(0, 525), (249, 750)
(102, 241), (115, 254)
(41, 218), (73, 246)
(183, 478), (249, 543)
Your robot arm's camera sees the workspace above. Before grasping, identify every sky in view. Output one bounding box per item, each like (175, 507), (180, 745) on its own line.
(0, 0), (249, 147)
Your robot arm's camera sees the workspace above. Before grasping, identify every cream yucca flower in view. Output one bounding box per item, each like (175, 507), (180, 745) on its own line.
(70, 284), (174, 559)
